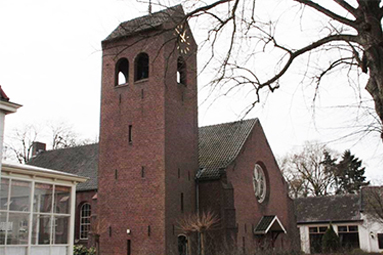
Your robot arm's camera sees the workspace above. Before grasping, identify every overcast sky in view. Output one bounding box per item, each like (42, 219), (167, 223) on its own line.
(1, 0), (382, 182)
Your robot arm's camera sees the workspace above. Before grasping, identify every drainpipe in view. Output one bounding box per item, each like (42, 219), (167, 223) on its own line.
(195, 176), (200, 255)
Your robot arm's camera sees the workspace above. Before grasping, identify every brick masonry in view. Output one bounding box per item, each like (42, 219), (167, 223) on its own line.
(98, 22), (198, 255)
(198, 121), (299, 253)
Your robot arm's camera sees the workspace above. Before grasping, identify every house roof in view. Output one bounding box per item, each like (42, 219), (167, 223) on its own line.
(28, 119), (258, 190)
(197, 118), (258, 180)
(0, 86), (10, 102)
(294, 195), (361, 224)
(28, 144), (98, 191)
(104, 5), (184, 42)
(0, 86), (22, 114)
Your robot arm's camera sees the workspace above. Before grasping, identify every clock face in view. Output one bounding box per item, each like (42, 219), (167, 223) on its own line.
(175, 24), (191, 54)
(253, 164), (267, 203)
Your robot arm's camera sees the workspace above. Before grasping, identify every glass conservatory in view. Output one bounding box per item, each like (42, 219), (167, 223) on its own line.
(0, 162), (86, 255)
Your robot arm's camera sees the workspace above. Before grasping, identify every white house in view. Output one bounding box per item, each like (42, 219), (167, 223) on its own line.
(295, 189), (383, 254)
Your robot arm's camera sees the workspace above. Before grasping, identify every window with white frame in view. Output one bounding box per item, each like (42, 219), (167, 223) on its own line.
(0, 177), (72, 255)
(80, 203), (91, 240)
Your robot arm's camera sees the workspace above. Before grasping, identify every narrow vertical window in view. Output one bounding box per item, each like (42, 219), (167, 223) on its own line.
(109, 226), (112, 237)
(141, 166), (145, 178)
(115, 169), (118, 180)
(129, 125), (132, 143)
(188, 171), (190, 181)
(181, 193), (184, 213)
(242, 237), (246, 254)
(177, 57), (186, 85)
(80, 204), (91, 240)
(148, 225), (151, 236)
(115, 58), (129, 86)
(178, 168), (180, 179)
(127, 239), (131, 255)
(135, 53), (149, 81)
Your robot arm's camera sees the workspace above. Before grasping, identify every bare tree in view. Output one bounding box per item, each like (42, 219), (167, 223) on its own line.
(4, 121), (93, 163)
(48, 121), (81, 150)
(281, 142), (336, 197)
(178, 211), (220, 255)
(4, 124), (41, 164)
(144, 0), (383, 140)
(362, 186), (383, 224)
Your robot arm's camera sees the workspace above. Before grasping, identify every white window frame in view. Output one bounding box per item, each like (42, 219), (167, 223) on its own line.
(79, 203), (91, 240)
(0, 175), (75, 255)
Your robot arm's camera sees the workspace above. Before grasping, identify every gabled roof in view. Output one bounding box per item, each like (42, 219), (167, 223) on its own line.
(28, 144), (98, 191)
(197, 118), (258, 180)
(254, 215), (287, 235)
(104, 5), (184, 42)
(0, 86), (10, 102)
(294, 195), (361, 224)
(0, 86), (22, 114)
(28, 119), (258, 190)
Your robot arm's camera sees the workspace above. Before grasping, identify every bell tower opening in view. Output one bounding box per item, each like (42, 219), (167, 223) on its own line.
(135, 52), (149, 81)
(115, 58), (129, 86)
(177, 57), (186, 85)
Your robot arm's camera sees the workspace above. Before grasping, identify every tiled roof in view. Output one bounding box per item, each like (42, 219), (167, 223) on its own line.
(254, 215), (286, 234)
(197, 119), (258, 180)
(254, 216), (275, 233)
(28, 144), (98, 191)
(28, 119), (257, 190)
(104, 5), (184, 42)
(0, 86), (10, 102)
(294, 195), (361, 224)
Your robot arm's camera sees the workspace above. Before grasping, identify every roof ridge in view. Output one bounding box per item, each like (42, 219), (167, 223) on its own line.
(40, 142), (98, 153)
(200, 118), (258, 129)
(120, 4), (182, 25)
(295, 194), (359, 200)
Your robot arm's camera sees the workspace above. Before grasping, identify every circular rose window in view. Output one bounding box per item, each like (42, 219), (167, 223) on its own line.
(253, 164), (267, 203)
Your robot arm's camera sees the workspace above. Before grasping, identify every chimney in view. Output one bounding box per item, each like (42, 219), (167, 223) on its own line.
(32, 142), (46, 157)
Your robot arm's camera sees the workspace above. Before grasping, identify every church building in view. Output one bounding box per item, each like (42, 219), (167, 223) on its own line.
(28, 5), (298, 255)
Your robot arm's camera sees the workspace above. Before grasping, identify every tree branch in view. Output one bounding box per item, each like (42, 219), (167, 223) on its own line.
(294, 0), (356, 27)
(186, 0), (233, 19)
(333, 0), (357, 17)
(261, 34), (359, 87)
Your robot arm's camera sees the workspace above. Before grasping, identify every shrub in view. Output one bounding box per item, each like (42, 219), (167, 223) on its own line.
(74, 245), (96, 255)
(322, 224), (340, 253)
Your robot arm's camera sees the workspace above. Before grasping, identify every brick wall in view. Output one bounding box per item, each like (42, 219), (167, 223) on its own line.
(74, 190), (97, 247)
(198, 120), (299, 253)
(98, 23), (198, 255)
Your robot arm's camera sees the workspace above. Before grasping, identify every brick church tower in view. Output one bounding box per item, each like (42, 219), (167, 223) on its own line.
(97, 5), (198, 255)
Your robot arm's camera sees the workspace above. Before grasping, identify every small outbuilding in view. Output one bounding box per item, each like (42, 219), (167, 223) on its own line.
(295, 189), (383, 254)
(0, 162), (87, 255)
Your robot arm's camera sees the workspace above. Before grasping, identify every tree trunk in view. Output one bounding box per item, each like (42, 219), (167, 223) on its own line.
(357, 0), (383, 139)
(200, 232), (205, 255)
